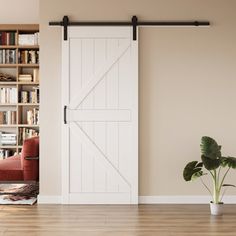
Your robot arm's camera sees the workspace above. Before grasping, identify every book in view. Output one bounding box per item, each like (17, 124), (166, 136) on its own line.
(0, 111), (16, 125)
(19, 74), (32, 82)
(0, 31), (16, 45)
(20, 88), (39, 103)
(18, 34), (35, 45)
(0, 149), (13, 159)
(0, 87), (17, 104)
(18, 32), (39, 46)
(18, 128), (39, 145)
(26, 108), (39, 125)
(0, 49), (16, 64)
(33, 69), (39, 82)
(0, 131), (17, 146)
(19, 50), (39, 64)
(0, 112), (3, 124)
(20, 91), (29, 103)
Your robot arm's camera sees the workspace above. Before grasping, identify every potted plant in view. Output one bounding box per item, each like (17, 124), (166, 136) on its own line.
(183, 136), (236, 215)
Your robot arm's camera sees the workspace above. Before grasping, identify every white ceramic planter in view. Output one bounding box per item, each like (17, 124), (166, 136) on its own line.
(210, 202), (224, 216)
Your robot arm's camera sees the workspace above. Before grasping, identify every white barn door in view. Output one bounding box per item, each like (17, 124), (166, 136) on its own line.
(62, 27), (138, 204)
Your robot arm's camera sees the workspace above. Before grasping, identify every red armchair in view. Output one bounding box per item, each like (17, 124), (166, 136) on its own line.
(0, 137), (39, 182)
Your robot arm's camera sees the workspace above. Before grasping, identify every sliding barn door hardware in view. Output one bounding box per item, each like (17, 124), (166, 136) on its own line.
(49, 15), (210, 41)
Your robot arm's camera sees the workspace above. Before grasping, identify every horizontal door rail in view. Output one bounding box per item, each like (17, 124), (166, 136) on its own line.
(49, 15), (210, 41)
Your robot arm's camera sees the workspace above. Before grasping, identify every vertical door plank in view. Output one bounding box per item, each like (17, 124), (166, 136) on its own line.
(94, 39), (107, 192)
(81, 39), (94, 192)
(106, 39), (119, 192)
(69, 39), (82, 193)
(117, 39), (133, 193)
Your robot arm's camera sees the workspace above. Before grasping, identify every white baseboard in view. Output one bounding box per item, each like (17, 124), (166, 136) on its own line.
(37, 195), (236, 204)
(37, 195), (62, 204)
(138, 195), (236, 204)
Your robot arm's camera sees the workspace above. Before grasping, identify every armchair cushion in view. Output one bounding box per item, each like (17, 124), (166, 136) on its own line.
(0, 156), (23, 181)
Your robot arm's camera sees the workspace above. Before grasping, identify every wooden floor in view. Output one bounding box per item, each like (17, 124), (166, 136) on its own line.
(0, 204), (236, 236)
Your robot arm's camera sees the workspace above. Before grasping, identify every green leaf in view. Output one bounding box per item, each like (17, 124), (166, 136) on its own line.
(201, 155), (220, 170)
(200, 136), (221, 159)
(191, 171), (206, 180)
(196, 162), (203, 168)
(220, 157), (228, 167)
(183, 161), (203, 181)
(222, 184), (236, 188)
(221, 156), (236, 169)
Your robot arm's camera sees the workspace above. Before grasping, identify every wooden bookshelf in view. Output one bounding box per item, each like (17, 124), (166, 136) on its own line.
(0, 24), (39, 157)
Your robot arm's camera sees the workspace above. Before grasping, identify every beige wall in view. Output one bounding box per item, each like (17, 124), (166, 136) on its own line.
(40, 0), (236, 197)
(0, 0), (38, 23)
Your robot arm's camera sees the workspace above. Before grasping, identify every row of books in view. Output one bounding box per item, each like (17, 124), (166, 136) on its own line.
(0, 49), (40, 64)
(0, 132), (17, 145)
(0, 87), (17, 104)
(0, 149), (14, 159)
(0, 31), (16, 46)
(20, 87), (39, 103)
(0, 129), (39, 146)
(0, 87), (40, 104)
(0, 49), (16, 64)
(18, 69), (39, 82)
(0, 111), (17, 125)
(0, 32), (39, 46)
(19, 50), (39, 64)
(27, 108), (39, 125)
(18, 33), (39, 46)
(19, 128), (39, 145)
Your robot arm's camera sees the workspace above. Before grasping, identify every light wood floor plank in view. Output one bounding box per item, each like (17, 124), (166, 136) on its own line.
(0, 204), (235, 235)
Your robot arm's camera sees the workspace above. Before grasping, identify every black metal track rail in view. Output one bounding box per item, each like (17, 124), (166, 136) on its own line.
(49, 15), (210, 41)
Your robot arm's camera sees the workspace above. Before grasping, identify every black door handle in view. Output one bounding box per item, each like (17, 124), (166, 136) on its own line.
(64, 105), (67, 124)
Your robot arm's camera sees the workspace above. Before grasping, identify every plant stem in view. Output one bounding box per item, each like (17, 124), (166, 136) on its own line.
(209, 170), (214, 179)
(218, 167), (231, 198)
(213, 169), (220, 203)
(200, 176), (212, 195)
(217, 166), (221, 186)
(220, 188), (227, 202)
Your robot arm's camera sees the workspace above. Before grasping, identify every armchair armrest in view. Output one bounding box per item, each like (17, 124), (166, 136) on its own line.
(21, 137), (39, 181)
(25, 157), (39, 160)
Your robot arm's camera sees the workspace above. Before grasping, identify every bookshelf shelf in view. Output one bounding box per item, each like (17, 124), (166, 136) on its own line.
(0, 82), (39, 85)
(18, 103), (39, 106)
(0, 82), (17, 85)
(0, 104), (17, 106)
(0, 146), (17, 149)
(18, 82), (39, 85)
(0, 125), (17, 128)
(18, 125), (39, 128)
(0, 64), (18, 68)
(0, 45), (17, 49)
(0, 45), (39, 49)
(0, 124), (39, 128)
(18, 45), (39, 49)
(18, 64), (39, 67)
(0, 24), (40, 157)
